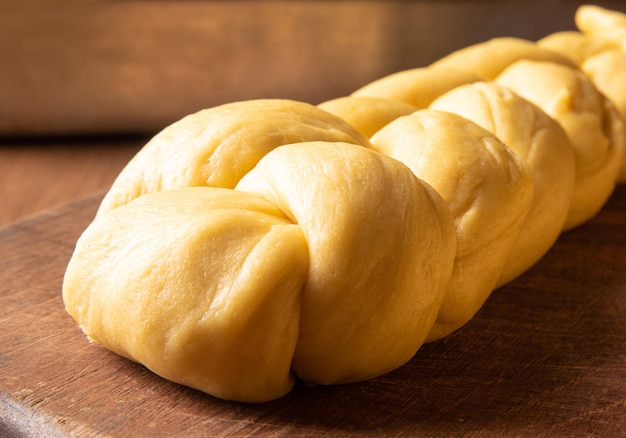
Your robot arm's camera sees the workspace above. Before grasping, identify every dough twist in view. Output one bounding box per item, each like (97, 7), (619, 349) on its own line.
(538, 6), (626, 182)
(429, 81), (575, 285)
(97, 99), (371, 214)
(64, 138), (457, 402)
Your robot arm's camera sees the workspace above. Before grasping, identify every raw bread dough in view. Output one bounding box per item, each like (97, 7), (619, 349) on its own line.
(430, 81), (575, 286)
(371, 110), (533, 341)
(97, 99), (371, 215)
(318, 95), (417, 138)
(496, 59), (624, 229)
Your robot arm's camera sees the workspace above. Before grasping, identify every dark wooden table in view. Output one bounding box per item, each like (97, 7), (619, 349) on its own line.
(0, 139), (625, 437)
(0, 139), (143, 227)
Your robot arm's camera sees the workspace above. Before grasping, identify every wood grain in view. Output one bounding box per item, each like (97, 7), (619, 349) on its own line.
(0, 139), (143, 228)
(1, 183), (625, 436)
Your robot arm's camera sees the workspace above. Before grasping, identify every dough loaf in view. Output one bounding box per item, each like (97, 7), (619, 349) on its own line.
(63, 5), (626, 403)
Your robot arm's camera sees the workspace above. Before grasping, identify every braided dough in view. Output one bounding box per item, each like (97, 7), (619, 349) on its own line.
(370, 110), (533, 341)
(64, 187), (308, 402)
(318, 96), (417, 138)
(97, 99), (370, 214)
(430, 37), (577, 80)
(429, 82), (575, 285)
(351, 66), (482, 109)
(63, 5), (626, 402)
(539, 24), (626, 183)
(496, 59), (624, 229)
(65, 140), (457, 402)
(237, 142), (456, 385)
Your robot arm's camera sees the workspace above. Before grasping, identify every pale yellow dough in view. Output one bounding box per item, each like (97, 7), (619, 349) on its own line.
(237, 142), (457, 384)
(430, 37), (577, 80)
(62, 5), (626, 403)
(63, 187), (309, 403)
(539, 31), (626, 182)
(352, 66), (482, 108)
(370, 110), (533, 341)
(538, 31), (617, 65)
(318, 96), (417, 138)
(496, 59), (624, 229)
(430, 82), (575, 286)
(97, 99), (370, 215)
(576, 5), (626, 51)
(64, 141), (458, 401)
(582, 50), (626, 182)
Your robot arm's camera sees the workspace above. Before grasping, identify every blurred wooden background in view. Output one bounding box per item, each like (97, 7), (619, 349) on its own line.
(3, 0), (626, 137)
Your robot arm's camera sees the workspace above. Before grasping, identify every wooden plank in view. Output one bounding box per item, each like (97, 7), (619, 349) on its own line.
(1, 185), (625, 436)
(0, 140), (143, 228)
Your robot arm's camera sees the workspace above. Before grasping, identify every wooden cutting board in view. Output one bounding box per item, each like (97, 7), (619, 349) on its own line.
(1, 186), (625, 437)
